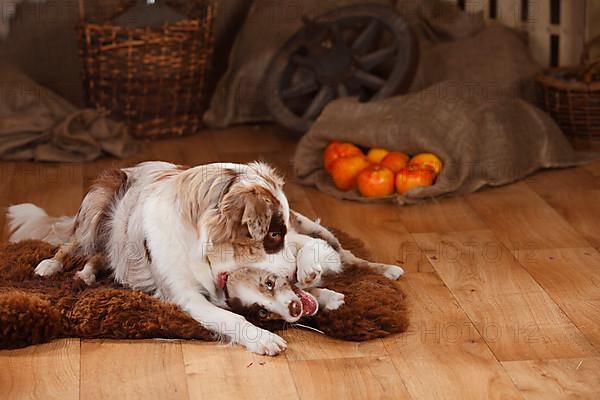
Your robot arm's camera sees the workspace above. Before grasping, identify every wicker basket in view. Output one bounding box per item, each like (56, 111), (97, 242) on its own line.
(77, 1), (215, 139)
(536, 37), (600, 147)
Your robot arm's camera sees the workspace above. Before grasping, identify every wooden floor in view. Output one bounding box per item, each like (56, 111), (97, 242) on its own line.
(1, 125), (599, 400)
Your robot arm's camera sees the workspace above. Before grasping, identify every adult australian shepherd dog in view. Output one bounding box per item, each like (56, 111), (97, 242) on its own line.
(8, 161), (403, 355)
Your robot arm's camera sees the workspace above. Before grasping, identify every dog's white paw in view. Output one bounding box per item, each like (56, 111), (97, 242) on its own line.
(34, 259), (63, 277)
(75, 265), (96, 285)
(383, 264), (405, 280)
(241, 326), (287, 356)
(319, 289), (345, 311)
(297, 259), (322, 288)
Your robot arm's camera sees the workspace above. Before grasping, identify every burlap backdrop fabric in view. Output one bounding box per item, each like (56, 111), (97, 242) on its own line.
(203, 0), (523, 127)
(204, 0), (389, 127)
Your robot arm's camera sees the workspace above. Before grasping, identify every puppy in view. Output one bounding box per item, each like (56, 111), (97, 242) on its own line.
(207, 211), (405, 321)
(208, 210), (405, 293)
(7, 161), (300, 355)
(207, 231), (346, 319)
(219, 267), (320, 323)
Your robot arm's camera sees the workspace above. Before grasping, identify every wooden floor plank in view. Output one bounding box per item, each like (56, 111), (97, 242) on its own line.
(80, 340), (188, 400)
(284, 183), (321, 219)
(396, 197), (486, 234)
(0, 162), (83, 244)
(288, 356), (412, 400)
(582, 160), (600, 177)
(503, 357), (600, 400)
(2, 128), (600, 398)
(525, 166), (600, 249)
(465, 183), (588, 250)
(537, 190), (600, 249)
(307, 190), (434, 273)
(388, 341), (523, 400)
(513, 247), (600, 352)
(413, 230), (597, 361)
(384, 273), (523, 399)
(390, 273), (477, 347)
(3, 163), (84, 216)
(524, 166), (598, 194)
(182, 342), (299, 400)
(0, 339), (80, 400)
(156, 131), (222, 166)
(212, 125), (295, 155)
(282, 330), (388, 362)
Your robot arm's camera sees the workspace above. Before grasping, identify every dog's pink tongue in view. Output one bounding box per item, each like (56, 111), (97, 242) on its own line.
(217, 272), (228, 289)
(293, 287), (318, 316)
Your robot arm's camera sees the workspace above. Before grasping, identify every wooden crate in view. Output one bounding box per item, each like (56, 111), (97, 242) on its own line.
(441, 0), (588, 67)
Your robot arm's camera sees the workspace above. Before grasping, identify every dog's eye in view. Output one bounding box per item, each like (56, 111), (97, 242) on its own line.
(258, 308), (268, 319)
(264, 278), (275, 291)
(269, 231), (281, 239)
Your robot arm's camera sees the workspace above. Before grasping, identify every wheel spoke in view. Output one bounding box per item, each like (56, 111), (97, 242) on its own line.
(282, 78), (319, 99)
(357, 46), (396, 70)
(291, 54), (314, 69)
(302, 85), (335, 120)
(352, 20), (380, 54)
(352, 69), (385, 90)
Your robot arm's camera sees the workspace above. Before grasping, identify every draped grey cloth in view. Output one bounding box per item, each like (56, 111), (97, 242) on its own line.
(0, 64), (138, 162)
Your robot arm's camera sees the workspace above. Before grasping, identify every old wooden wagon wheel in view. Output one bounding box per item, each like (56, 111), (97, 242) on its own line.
(264, 4), (418, 133)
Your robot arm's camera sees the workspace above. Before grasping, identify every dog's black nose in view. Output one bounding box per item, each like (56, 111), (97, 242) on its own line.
(288, 300), (302, 317)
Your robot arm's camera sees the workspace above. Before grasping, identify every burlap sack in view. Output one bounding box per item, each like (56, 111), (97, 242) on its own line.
(291, 82), (595, 204)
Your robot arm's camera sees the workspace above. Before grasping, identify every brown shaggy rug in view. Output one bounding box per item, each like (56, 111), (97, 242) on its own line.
(0, 232), (408, 350)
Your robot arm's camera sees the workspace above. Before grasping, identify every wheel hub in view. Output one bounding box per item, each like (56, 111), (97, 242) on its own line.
(264, 4), (418, 133)
(306, 34), (355, 84)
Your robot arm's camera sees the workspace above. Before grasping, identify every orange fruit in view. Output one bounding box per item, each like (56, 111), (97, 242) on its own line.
(409, 153), (443, 176)
(380, 151), (410, 173)
(329, 155), (370, 191)
(357, 165), (395, 198)
(395, 166), (435, 195)
(323, 142), (363, 172)
(366, 148), (389, 164)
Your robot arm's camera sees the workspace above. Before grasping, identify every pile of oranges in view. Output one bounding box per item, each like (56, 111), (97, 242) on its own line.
(323, 142), (443, 198)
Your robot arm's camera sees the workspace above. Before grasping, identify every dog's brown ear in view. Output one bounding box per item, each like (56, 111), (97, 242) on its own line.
(213, 184), (276, 243)
(241, 187), (273, 240)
